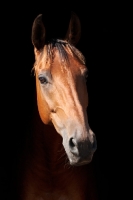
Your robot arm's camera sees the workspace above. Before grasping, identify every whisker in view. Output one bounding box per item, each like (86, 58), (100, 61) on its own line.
(57, 152), (66, 161)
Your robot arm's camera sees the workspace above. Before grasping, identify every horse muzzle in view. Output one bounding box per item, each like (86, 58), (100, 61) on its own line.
(62, 129), (97, 166)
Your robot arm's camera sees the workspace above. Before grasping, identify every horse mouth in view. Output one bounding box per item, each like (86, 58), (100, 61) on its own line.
(69, 155), (93, 166)
(70, 160), (91, 166)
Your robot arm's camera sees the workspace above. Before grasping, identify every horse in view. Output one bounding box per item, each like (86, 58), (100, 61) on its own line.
(19, 12), (98, 200)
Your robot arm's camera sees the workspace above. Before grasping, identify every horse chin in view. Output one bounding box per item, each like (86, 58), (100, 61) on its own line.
(70, 160), (90, 166)
(68, 155), (93, 166)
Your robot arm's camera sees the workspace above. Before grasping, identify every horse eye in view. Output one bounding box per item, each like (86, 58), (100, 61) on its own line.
(38, 76), (48, 84)
(83, 70), (88, 81)
(85, 72), (88, 79)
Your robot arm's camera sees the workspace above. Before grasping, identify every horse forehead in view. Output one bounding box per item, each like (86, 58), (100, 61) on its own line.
(36, 47), (86, 76)
(51, 49), (85, 76)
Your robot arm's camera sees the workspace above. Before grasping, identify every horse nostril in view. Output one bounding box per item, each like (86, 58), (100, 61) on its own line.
(69, 138), (77, 148)
(69, 138), (79, 155)
(92, 138), (97, 152)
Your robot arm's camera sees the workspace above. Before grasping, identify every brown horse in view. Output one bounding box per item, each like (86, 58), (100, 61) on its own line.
(20, 12), (98, 200)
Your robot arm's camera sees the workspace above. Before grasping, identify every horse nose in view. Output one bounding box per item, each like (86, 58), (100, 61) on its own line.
(69, 134), (97, 156)
(69, 138), (79, 155)
(91, 134), (97, 152)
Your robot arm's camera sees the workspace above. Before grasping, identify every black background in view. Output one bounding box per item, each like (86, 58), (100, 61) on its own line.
(1, 1), (125, 200)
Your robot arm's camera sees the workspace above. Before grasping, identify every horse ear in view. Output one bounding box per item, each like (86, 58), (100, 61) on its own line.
(65, 12), (81, 45)
(31, 14), (45, 51)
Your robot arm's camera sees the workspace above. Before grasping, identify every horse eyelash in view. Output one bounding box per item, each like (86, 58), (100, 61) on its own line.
(38, 76), (48, 84)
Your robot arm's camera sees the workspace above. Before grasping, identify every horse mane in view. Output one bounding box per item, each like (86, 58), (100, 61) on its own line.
(32, 39), (86, 72)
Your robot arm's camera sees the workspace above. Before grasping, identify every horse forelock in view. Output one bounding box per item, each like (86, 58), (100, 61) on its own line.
(32, 39), (86, 73)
